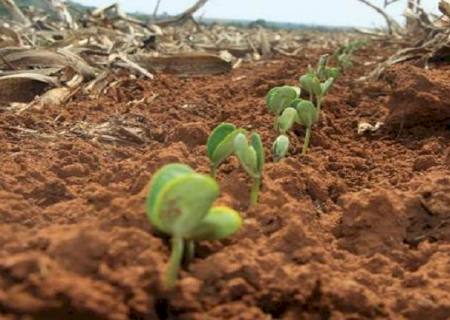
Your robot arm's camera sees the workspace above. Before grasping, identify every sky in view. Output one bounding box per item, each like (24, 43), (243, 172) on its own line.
(76, 0), (440, 28)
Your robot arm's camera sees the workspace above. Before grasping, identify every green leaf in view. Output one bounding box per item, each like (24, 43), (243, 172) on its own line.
(146, 163), (194, 233)
(299, 74), (322, 97)
(211, 129), (245, 170)
(290, 98), (308, 114)
(251, 132), (264, 175)
(265, 86), (299, 115)
(321, 78), (335, 96)
(153, 172), (219, 238)
(207, 123), (236, 159)
(277, 107), (298, 134)
(272, 135), (289, 161)
(295, 100), (317, 128)
(207, 124), (245, 173)
(234, 133), (258, 178)
(188, 206), (242, 240)
(265, 86), (278, 109)
(289, 98), (304, 108)
(325, 67), (340, 80)
(316, 54), (329, 81)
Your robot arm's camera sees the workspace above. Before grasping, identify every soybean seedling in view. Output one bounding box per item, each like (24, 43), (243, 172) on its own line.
(146, 163), (242, 289)
(299, 54), (338, 122)
(292, 99), (318, 155)
(273, 106), (298, 161)
(316, 54), (340, 82)
(276, 106), (298, 134)
(207, 123), (244, 178)
(233, 132), (264, 207)
(272, 135), (290, 162)
(267, 87), (300, 161)
(299, 71), (334, 122)
(333, 40), (367, 72)
(266, 86), (300, 129)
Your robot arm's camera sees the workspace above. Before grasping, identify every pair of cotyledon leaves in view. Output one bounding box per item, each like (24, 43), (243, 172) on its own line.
(316, 54), (340, 82)
(207, 124), (264, 179)
(266, 73), (333, 117)
(266, 85), (300, 116)
(146, 163), (242, 241)
(299, 73), (334, 99)
(273, 99), (318, 158)
(277, 99), (318, 132)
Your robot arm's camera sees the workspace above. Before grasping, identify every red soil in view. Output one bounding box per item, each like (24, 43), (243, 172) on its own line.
(0, 46), (450, 319)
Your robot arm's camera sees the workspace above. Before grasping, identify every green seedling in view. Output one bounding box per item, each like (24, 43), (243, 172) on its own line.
(272, 135), (290, 162)
(316, 54), (340, 81)
(276, 107), (298, 134)
(324, 67), (340, 80)
(299, 72), (334, 122)
(266, 86), (300, 128)
(146, 163), (242, 289)
(332, 40), (367, 72)
(300, 55), (337, 122)
(316, 54), (329, 81)
(233, 132), (264, 207)
(207, 123), (244, 177)
(336, 53), (353, 71)
(299, 73), (322, 99)
(292, 99), (317, 155)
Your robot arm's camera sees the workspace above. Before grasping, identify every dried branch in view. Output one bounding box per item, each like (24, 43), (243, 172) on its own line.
(155, 0), (208, 27)
(356, 0), (403, 35)
(109, 53), (154, 80)
(152, 0), (163, 20)
(405, 0), (422, 30)
(439, 0), (450, 18)
(384, 0), (402, 7)
(45, 0), (77, 29)
(91, 2), (151, 29)
(0, 0), (31, 26)
(0, 24), (22, 46)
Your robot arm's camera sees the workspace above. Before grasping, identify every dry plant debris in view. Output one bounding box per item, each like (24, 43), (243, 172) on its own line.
(357, 0), (450, 80)
(0, 0), (358, 109)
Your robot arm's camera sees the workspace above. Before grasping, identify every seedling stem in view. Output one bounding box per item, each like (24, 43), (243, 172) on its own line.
(302, 127), (312, 155)
(165, 237), (184, 289)
(250, 178), (261, 207)
(316, 97), (322, 122)
(184, 239), (195, 265)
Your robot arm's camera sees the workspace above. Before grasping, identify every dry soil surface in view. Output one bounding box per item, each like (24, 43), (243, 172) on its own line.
(1, 47), (450, 319)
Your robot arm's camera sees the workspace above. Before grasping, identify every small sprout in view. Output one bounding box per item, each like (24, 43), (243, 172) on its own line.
(316, 54), (330, 81)
(337, 53), (353, 71)
(207, 123), (244, 177)
(146, 163), (242, 289)
(293, 99), (317, 155)
(316, 54), (340, 81)
(321, 77), (335, 98)
(332, 40), (367, 72)
(299, 73), (322, 99)
(233, 132), (264, 207)
(324, 67), (340, 80)
(299, 54), (340, 122)
(299, 70), (334, 122)
(272, 135), (290, 162)
(276, 107), (298, 134)
(266, 86), (300, 128)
